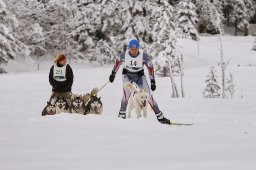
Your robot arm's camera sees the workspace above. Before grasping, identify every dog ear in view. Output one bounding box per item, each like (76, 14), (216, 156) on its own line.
(57, 96), (62, 101)
(47, 101), (51, 105)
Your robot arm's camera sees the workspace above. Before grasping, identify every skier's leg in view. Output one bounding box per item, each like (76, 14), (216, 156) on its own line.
(141, 76), (169, 122)
(118, 74), (131, 119)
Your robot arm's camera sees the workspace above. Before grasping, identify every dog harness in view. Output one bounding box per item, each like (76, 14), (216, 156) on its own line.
(53, 64), (67, 81)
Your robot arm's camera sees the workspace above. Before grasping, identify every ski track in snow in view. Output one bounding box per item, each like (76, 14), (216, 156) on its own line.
(1, 36), (256, 170)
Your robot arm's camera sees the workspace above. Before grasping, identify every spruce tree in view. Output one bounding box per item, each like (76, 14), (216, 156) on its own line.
(252, 38), (256, 50)
(176, 0), (199, 40)
(0, 0), (29, 73)
(230, 0), (250, 36)
(225, 73), (235, 99)
(198, 0), (224, 34)
(151, 0), (176, 76)
(203, 66), (221, 98)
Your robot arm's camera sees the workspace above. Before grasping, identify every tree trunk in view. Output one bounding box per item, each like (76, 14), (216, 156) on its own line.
(179, 55), (185, 98)
(168, 61), (179, 98)
(235, 20), (238, 36)
(163, 67), (168, 77)
(244, 23), (249, 36)
(219, 36), (226, 99)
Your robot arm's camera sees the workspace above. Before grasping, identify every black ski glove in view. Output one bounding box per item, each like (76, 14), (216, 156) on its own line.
(109, 71), (116, 83)
(151, 79), (156, 91)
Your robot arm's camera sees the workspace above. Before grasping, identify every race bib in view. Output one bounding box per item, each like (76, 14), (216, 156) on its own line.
(53, 64), (67, 81)
(124, 50), (143, 69)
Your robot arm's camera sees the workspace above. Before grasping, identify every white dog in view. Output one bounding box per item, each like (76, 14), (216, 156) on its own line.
(125, 82), (148, 119)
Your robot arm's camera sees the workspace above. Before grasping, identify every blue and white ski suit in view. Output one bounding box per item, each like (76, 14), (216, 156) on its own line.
(111, 50), (163, 119)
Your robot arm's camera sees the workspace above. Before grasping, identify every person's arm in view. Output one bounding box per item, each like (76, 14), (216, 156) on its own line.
(143, 53), (156, 91)
(112, 52), (124, 73)
(65, 64), (74, 88)
(143, 52), (155, 80)
(49, 66), (57, 88)
(109, 52), (124, 83)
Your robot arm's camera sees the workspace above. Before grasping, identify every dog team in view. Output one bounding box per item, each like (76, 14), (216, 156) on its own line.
(42, 88), (103, 116)
(42, 39), (172, 125)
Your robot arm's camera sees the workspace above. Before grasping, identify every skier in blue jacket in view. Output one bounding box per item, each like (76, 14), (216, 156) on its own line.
(109, 39), (171, 124)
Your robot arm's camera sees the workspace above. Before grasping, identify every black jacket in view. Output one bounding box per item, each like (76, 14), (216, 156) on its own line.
(49, 63), (74, 92)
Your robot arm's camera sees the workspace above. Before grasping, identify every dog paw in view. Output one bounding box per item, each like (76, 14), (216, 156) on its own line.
(137, 114), (142, 119)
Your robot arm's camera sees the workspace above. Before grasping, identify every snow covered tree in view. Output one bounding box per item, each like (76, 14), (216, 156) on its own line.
(5, 0), (177, 65)
(88, 40), (116, 65)
(0, 0), (30, 73)
(230, 0), (251, 36)
(149, 0), (179, 97)
(112, 0), (159, 51)
(203, 66), (221, 98)
(218, 34), (231, 99)
(151, 0), (176, 74)
(252, 38), (256, 50)
(225, 73), (235, 99)
(6, 0), (76, 60)
(222, 0), (233, 26)
(71, 0), (155, 62)
(197, 0), (224, 34)
(175, 0), (199, 40)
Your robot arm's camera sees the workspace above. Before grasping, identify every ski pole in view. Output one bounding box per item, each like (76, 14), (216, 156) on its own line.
(150, 91), (154, 111)
(94, 80), (110, 95)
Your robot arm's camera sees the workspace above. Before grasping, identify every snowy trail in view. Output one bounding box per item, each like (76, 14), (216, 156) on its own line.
(1, 66), (256, 170)
(1, 36), (256, 170)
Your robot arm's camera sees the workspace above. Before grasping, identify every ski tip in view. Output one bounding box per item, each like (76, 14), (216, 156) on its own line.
(170, 122), (193, 126)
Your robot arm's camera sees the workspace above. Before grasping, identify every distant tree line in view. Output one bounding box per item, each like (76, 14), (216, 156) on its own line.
(1, 0), (256, 73)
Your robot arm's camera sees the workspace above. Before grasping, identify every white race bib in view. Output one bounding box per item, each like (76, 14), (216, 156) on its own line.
(124, 50), (143, 72)
(53, 64), (67, 81)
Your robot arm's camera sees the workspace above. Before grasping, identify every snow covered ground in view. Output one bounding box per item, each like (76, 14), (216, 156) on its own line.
(1, 36), (256, 170)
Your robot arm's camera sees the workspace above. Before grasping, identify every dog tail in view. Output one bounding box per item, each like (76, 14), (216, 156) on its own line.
(124, 82), (138, 93)
(82, 93), (91, 104)
(91, 87), (99, 96)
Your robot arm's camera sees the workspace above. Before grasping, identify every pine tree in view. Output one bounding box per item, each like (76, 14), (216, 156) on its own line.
(221, 0), (233, 26)
(197, 0), (224, 34)
(176, 0), (199, 40)
(252, 38), (256, 50)
(203, 66), (221, 98)
(225, 73), (235, 99)
(149, 0), (182, 97)
(151, 0), (176, 74)
(0, 0), (30, 73)
(243, 0), (255, 35)
(7, 0), (75, 59)
(89, 39), (116, 64)
(230, 0), (250, 36)
(113, 0), (158, 51)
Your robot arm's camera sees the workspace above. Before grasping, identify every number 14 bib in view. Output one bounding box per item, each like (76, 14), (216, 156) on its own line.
(124, 50), (143, 68)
